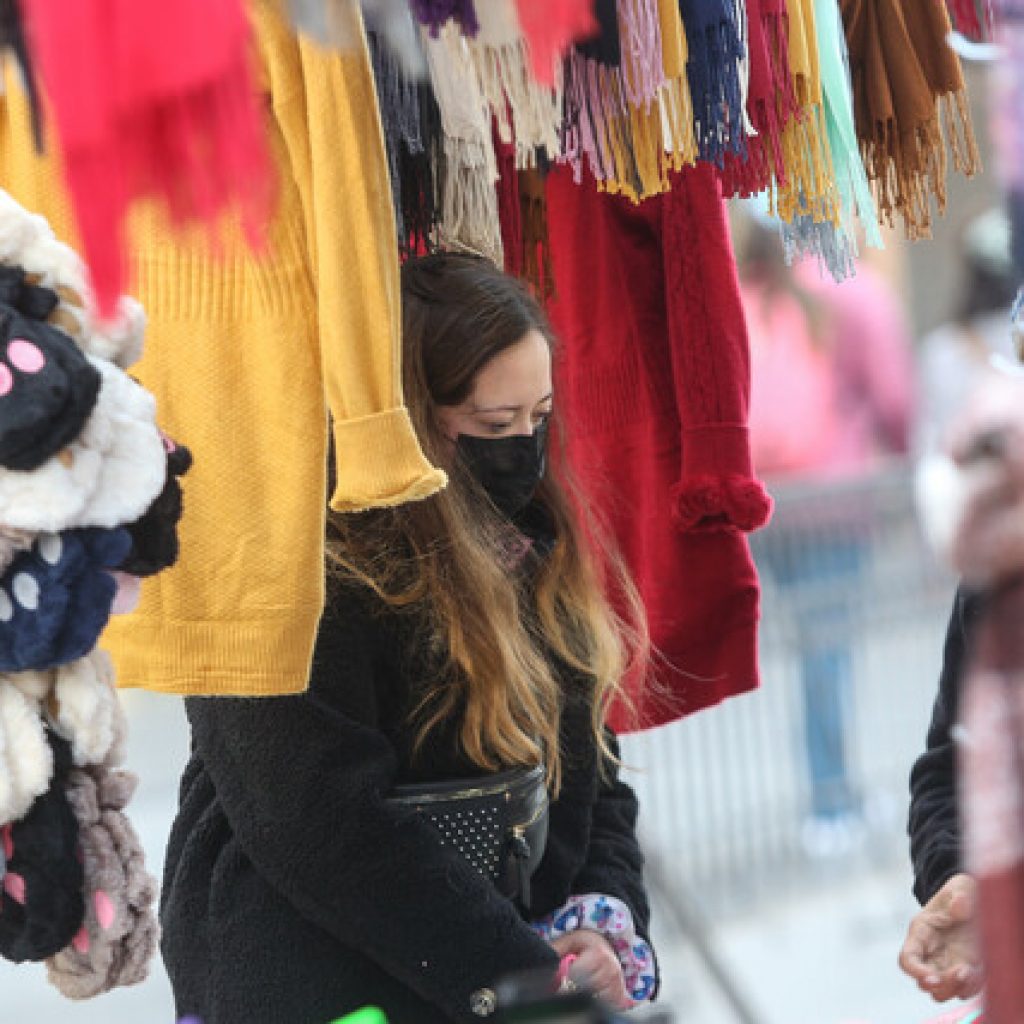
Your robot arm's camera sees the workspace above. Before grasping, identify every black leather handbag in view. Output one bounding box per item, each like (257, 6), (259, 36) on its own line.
(388, 764), (549, 909)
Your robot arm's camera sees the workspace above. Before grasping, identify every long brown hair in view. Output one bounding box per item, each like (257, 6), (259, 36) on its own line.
(328, 253), (647, 791)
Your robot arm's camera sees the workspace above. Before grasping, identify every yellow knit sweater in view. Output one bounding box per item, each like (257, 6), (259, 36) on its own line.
(0, 0), (445, 695)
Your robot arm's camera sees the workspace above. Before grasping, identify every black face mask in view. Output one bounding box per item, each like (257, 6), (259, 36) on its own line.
(456, 422), (548, 519)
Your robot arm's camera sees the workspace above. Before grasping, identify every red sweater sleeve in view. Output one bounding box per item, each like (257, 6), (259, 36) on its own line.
(659, 165), (773, 533)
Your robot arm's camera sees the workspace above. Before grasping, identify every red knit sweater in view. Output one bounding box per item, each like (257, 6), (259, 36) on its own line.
(544, 163), (772, 731)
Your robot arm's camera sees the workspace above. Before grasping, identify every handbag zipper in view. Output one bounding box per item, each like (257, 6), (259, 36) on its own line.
(389, 764), (545, 805)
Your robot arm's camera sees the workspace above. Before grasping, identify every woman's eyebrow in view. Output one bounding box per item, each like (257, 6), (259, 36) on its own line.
(471, 403), (523, 414)
(471, 393), (554, 414)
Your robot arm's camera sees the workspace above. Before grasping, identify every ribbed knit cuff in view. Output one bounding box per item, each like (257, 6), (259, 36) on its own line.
(105, 606), (324, 696)
(329, 408), (447, 513)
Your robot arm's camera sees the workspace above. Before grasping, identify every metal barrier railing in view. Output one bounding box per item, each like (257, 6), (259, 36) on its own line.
(622, 462), (956, 918)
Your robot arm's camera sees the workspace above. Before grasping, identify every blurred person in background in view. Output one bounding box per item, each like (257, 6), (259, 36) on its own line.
(915, 207), (1019, 459)
(737, 208), (915, 856)
(900, 235), (1021, 1003)
(899, 587), (983, 1005)
(899, 221), (1019, 1000)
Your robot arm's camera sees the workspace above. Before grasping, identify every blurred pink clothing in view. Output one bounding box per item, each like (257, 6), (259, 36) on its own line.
(745, 264), (915, 479)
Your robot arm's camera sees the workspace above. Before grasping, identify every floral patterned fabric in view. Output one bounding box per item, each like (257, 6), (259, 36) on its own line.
(530, 893), (657, 1005)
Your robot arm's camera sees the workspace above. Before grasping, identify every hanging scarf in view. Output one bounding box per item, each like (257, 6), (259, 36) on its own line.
(369, 27), (426, 250)
(19, 0), (273, 318)
(513, 0), (597, 88)
(773, 0), (840, 228)
(719, 0), (799, 197)
(400, 82), (447, 257)
(409, 0), (479, 38)
(423, 23), (503, 264)
(561, 0), (637, 191)
(620, 0), (668, 108)
(782, 0), (883, 281)
(616, 0), (676, 199)
(840, 0), (980, 240)
(519, 167), (554, 299)
(561, 0), (674, 200)
(677, 0), (747, 165)
(467, 0), (561, 168)
(494, 128), (523, 279)
(657, 0), (698, 171)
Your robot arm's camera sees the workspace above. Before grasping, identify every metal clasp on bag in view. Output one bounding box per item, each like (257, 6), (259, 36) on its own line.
(509, 795), (548, 908)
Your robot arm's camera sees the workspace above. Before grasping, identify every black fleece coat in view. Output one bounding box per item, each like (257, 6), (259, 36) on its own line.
(159, 582), (652, 1024)
(908, 587), (983, 905)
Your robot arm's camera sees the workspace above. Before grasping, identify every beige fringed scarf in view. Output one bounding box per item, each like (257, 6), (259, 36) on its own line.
(466, 0), (561, 168)
(423, 24), (504, 265)
(840, 0), (981, 239)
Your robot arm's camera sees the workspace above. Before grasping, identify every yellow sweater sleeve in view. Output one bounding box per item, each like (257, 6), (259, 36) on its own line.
(253, 0), (446, 511)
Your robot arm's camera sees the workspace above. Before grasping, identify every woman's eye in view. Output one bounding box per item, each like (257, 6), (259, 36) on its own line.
(485, 421), (513, 435)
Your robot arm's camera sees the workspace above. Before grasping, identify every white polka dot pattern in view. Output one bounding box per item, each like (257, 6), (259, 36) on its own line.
(430, 808), (505, 879)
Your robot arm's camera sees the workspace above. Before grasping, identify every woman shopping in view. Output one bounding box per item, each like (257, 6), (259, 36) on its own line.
(159, 253), (658, 1024)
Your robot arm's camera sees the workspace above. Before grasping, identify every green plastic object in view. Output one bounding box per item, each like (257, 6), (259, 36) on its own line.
(329, 1008), (388, 1024)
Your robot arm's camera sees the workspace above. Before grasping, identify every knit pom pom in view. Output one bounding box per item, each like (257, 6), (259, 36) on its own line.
(672, 474), (774, 533)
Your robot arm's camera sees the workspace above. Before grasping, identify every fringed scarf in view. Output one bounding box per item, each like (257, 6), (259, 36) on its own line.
(718, 0), (800, 198)
(423, 22), (503, 264)
(519, 167), (554, 299)
(409, 0), (479, 38)
(840, 0), (981, 240)
(494, 127), (522, 277)
(467, 0), (561, 168)
(20, 0), (273, 316)
(561, 0), (673, 200)
(494, 128), (553, 298)
(616, 0), (675, 198)
(677, 0), (748, 165)
(513, 0), (597, 87)
(0, 0), (42, 149)
(656, 0), (699, 172)
(400, 82), (447, 256)
(772, 0), (840, 229)
(561, 0), (637, 191)
(368, 28), (439, 255)
(782, 0), (882, 281)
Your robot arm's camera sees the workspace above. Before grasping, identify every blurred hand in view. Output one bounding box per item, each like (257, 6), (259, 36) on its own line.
(551, 930), (630, 1010)
(899, 873), (982, 1002)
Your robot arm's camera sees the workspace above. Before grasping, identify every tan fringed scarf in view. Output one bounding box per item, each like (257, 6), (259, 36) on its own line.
(840, 0), (981, 239)
(773, 0), (841, 227)
(423, 23), (504, 264)
(466, 0), (562, 169)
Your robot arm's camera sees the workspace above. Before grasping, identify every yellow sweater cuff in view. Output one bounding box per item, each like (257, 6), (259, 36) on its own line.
(330, 408), (447, 512)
